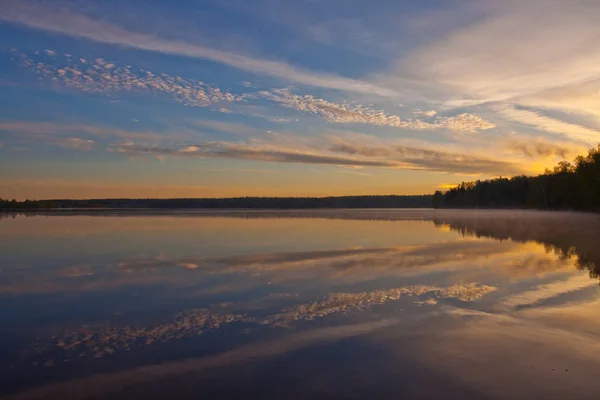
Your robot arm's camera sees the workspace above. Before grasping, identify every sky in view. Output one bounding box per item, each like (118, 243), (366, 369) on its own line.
(1, 0), (600, 200)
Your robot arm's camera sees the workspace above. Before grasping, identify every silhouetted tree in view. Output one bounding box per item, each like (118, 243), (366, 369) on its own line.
(436, 144), (600, 212)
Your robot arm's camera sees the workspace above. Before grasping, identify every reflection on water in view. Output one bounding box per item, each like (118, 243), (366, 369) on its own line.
(1, 210), (600, 399)
(29, 282), (496, 365)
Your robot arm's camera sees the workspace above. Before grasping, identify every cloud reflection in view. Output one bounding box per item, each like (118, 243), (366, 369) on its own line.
(263, 283), (497, 327)
(27, 283), (495, 365)
(8, 320), (401, 400)
(0, 241), (511, 295)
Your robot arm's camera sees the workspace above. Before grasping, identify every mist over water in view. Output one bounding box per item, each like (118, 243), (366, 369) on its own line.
(1, 210), (600, 399)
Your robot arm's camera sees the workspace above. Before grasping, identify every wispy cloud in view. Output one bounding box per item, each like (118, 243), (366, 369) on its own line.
(413, 110), (437, 117)
(17, 53), (241, 107)
(519, 82), (600, 124)
(336, 169), (372, 177)
(0, 121), (165, 141)
(0, 1), (395, 96)
(113, 141), (398, 168)
(0, 116), (524, 178)
(371, 0), (600, 149)
(192, 119), (266, 136)
(12, 51), (497, 134)
(397, 0), (600, 106)
(260, 89), (496, 133)
(440, 113), (496, 134)
(498, 106), (600, 144)
(327, 136), (520, 174)
(53, 137), (95, 151)
(504, 136), (587, 160)
(112, 137), (522, 176)
(4, 0), (597, 191)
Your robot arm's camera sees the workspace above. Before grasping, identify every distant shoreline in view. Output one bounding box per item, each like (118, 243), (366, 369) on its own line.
(3, 208), (596, 216)
(2, 194), (597, 213)
(0, 195), (434, 211)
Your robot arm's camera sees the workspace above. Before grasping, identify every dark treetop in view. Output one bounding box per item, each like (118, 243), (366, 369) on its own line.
(433, 144), (600, 212)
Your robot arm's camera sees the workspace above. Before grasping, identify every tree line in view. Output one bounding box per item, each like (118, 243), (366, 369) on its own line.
(3, 144), (599, 212)
(433, 144), (600, 211)
(0, 195), (433, 210)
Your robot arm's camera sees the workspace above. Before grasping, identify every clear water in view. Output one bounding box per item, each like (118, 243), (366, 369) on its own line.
(1, 209), (600, 399)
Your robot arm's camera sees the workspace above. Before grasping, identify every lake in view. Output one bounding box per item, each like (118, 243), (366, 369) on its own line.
(1, 209), (600, 399)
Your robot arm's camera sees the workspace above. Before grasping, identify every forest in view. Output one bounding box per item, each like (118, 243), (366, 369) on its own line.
(0, 195), (433, 210)
(433, 144), (600, 211)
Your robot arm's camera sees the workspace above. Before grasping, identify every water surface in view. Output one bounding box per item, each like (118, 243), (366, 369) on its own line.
(1, 209), (600, 399)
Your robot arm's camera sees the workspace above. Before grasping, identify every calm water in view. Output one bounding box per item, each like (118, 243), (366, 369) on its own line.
(2, 209), (600, 399)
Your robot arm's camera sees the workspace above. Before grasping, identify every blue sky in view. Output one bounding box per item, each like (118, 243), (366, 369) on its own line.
(1, 0), (599, 199)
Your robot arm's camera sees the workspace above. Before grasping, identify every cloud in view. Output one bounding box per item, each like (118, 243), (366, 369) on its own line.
(0, 121), (165, 141)
(337, 169), (372, 177)
(498, 105), (600, 144)
(259, 89), (414, 127)
(519, 82), (600, 123)
(413, 110), (438, 117)
(54, 137), (95, 151)
(260, 89), (495, 133)
(327, 137), (520, 174)
(328, 141), (393, 157)
(192, 120), (266, 136)
(440, 113), (496, 134)
(18, 53), (241, 107)
(220, 103), (300, 123)
(17, 52), (472, 135)
(504, 136), (587, 159)
(113, 141), (398, 168)
(14, 51), (495, 134)
(0, 1), (396, 96)
(396, 0), (600, 106)
(112, 137), (522, 176)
